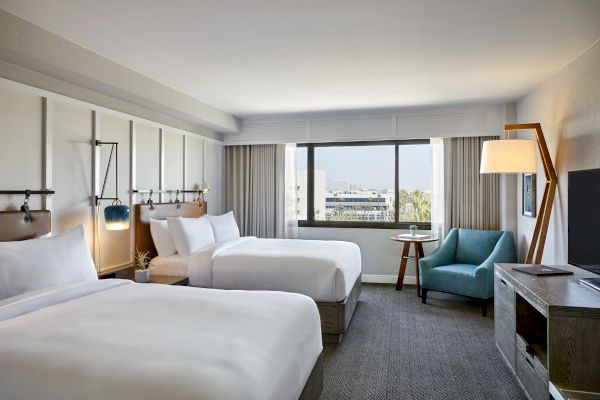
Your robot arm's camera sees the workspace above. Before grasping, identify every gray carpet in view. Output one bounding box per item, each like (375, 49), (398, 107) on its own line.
(320, 284), (526, 400)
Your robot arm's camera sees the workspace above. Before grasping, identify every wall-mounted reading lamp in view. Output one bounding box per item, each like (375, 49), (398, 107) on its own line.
(132, 183), (211, 210)
(95, 140), (130, 230)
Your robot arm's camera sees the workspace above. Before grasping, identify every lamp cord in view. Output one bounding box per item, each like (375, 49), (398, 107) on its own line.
(100, 143), (115, 200)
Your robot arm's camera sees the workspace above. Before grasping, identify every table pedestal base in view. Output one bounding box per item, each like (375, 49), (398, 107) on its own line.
(395, 241), (424, 297)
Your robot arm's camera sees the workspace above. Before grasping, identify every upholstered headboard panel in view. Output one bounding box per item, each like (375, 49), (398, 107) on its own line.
(0, 210), (51, 241)
(135, 201), (207, 259)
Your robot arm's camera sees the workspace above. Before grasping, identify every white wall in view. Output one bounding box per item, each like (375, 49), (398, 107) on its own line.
(516, 40), (600, 264)
(299, 227), (438, 283)
(0, 78), (226, 273)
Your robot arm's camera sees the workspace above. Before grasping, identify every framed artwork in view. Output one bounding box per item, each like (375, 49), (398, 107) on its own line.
(522, 173), (536, 217)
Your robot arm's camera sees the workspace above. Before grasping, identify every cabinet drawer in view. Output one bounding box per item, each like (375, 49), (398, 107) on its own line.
(516, 350), (548, 400)
(495, 272), (515, 309)
(516, 335), (548, 382)
(495, 309), (515, 371)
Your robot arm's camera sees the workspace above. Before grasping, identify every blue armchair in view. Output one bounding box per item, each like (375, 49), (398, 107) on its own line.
(419, 228), (516, 316)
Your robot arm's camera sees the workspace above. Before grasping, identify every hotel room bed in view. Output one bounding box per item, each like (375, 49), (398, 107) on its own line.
(0, 280), (322, 400)
(137, 202), (362, 343)
(151, 236), (361, 302)
(0, 210), (323, 400)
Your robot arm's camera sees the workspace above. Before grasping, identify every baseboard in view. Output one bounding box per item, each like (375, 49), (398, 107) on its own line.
(361, 274), (416, 285)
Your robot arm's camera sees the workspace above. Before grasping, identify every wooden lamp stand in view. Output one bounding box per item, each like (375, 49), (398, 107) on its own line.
(504, 123), (557, 264)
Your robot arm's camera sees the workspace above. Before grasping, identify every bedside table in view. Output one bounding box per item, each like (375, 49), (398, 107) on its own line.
(148, 275), (188, 286)
(98, 263), (134, 279)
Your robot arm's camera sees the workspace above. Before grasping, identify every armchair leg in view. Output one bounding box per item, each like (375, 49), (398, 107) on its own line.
(421, 288), (428, 304)
(481, 299), (490, 317)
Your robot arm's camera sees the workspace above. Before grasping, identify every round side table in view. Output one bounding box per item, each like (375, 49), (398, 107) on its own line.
(389, 236), (439, 296)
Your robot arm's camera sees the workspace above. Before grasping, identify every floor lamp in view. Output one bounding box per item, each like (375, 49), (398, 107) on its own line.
(480, 123), (557, 264)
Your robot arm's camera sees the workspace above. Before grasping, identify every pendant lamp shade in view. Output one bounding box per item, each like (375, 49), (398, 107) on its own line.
(480, 139), (537, 174)
(104, 201), (130, 231)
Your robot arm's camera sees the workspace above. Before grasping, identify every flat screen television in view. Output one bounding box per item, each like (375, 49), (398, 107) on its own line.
(568, 168), (600, 275)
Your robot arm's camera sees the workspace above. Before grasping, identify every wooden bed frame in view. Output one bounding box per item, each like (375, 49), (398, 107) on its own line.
(1, 208), (323, 400)
(135, 201), (361, 343)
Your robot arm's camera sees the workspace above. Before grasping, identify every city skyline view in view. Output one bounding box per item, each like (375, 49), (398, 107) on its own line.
(296, 144), (431, 192)
(296, 144), (432, 223)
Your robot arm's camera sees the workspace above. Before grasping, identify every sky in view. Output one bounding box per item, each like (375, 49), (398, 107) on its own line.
(296, 144), (431, 192)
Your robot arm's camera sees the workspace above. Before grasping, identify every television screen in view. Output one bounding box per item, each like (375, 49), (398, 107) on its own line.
(568, 168), (600, 275)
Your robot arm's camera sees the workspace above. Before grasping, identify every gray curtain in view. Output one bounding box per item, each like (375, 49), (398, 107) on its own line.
(226, 144), (277, 237)
(444, 136), (500, 232)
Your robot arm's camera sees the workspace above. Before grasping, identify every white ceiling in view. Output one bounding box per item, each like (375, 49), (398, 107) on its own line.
(1, 0), (600, 116)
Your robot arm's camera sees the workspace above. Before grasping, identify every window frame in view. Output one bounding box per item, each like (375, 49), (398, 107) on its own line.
(298, 139), (432, 230)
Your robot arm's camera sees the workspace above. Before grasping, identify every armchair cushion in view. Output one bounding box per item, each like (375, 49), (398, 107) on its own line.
(455, 229), (503, 265)
(426, 264), (485, 299)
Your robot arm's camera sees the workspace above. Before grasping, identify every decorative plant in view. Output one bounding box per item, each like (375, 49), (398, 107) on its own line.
(135, 249), (150, 270)
(409, 224), (418, 231)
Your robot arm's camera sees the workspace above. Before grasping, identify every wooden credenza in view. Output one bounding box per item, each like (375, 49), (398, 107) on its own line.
(494, 263), (600, 400)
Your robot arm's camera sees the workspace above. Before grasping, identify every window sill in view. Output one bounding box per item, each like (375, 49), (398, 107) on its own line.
(298, 221), (432, 230)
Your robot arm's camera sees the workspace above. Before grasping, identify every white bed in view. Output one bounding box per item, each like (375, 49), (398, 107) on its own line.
(151, 236), (362, 303)
(0, 279), (322, 400)
(137, 202), (362, 342)
(0, 211), (323, 400)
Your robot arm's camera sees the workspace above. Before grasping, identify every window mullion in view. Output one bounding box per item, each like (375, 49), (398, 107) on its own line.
(307, 145), (315, 222)
(395, 144), (400, 224)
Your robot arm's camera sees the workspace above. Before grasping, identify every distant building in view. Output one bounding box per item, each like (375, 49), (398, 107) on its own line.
(325, 190), (394, 221)
(297, 170), (395, 222)
(332, 179), (350, 192)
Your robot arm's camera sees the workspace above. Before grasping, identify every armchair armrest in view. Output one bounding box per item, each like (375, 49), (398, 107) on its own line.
(419, 228), (458, 276)
(474, 231), (517, 293)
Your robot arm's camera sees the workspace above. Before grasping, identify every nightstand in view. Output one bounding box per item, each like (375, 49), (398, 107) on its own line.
(148, 275), (188, 286)
(98, 263), (134, 279)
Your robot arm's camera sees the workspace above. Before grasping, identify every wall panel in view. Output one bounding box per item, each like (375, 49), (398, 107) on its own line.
(204, 141), (225, 214)
(0, 86), (42, 210)
(186, 134), (204, 196)
(51, 101), (93, 246)
(135, 123), (161, 203)
(163, 130), (184, 202)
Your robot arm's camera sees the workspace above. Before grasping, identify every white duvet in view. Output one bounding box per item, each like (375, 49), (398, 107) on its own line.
(0, 280), (322, 400)
(183, 237), (361, 302)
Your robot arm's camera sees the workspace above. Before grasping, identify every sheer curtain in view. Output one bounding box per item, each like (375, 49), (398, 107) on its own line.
(430, 138), (446, 242)
(226, 144), (298, 238)
(275, 144), (298, 239)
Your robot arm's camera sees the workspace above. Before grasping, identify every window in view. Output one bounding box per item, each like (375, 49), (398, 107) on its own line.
(296, 140), (432, 229)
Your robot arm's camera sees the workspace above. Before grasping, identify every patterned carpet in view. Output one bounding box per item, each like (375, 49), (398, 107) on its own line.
(320, 284), (526, 400)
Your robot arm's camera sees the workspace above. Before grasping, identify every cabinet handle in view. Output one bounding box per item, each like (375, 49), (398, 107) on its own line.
(500, 278), (507, 286)
(525, 356), (535, 370)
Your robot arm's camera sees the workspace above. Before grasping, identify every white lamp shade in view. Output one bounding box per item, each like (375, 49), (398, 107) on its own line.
(480, 139), (537, 174)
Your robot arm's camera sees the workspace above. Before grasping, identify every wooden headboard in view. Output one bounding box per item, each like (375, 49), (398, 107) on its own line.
(135, 201), (207, 258)
(0, 210), (51, 241)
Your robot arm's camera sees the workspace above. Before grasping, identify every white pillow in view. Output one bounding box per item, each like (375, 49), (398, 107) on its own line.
(0, 224), (97, 300)
(149, 218), (177, 257)
(207, 211), (241, 243)
(167, 216), (215, 257)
